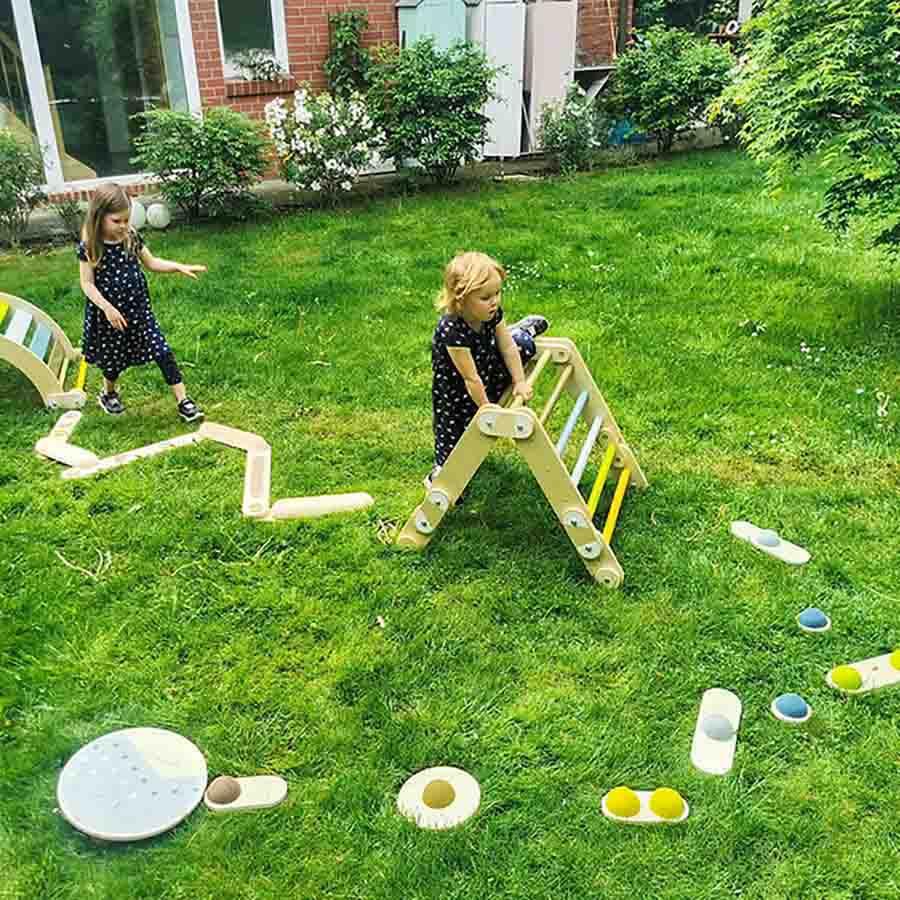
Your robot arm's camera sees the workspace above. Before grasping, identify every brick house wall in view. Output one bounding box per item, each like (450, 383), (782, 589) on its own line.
(578, 0), (631, 66)
(189, 0), (632, 119)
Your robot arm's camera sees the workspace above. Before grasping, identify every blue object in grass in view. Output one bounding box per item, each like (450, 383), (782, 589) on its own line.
(798, 607), (829, 630)
(702, 713), (735, 741)
(609, 119), (648, 146)
(774, 693), (809, 720)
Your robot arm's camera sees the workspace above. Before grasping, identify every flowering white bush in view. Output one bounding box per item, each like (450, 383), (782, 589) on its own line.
(265, 87), (381, 201)
(539, 84), (600, 175)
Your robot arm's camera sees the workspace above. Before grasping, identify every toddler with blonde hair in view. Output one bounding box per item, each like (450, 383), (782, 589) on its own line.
(428, 251), (548, 486)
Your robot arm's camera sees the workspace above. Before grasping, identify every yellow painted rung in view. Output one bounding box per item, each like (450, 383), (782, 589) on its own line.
(73, 359), (87, 391)
(539, 364), (572, 425)
(602, 467), (631, 545)
(510, 349), (552, 409)
(586, 442), (616, 517)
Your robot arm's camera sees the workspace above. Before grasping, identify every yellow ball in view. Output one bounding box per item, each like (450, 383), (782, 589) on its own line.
(649, 787), (685, 820)
(606, 786), (641, 818)
(831, 665), (862, 691)
(890, 649), (900, 672)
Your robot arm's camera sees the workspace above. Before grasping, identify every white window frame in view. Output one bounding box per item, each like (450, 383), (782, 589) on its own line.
(11, 0), (64, 190)
(12, 0), (202, 193)
(215, 0), (288, 80)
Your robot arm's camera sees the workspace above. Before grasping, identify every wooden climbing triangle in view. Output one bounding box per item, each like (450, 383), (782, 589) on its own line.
(397, 336), (648, 588)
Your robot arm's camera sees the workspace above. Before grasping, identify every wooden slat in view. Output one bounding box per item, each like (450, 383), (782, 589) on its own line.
(48, 341), (65, 377)
(602, 468), (631, 545)
(586, 441), (616, 517)
(4, 308), (32, 345)
(28, 323), (53, 361)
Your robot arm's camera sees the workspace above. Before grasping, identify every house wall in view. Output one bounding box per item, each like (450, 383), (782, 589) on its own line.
(578, 0), (631, 65)
(189, 0), (631, 119)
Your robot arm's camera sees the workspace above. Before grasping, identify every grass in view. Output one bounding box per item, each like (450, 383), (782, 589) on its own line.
(1, 148), (899, 900)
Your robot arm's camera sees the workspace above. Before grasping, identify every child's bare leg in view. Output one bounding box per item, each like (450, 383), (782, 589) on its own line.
(170, 381), (187, 403)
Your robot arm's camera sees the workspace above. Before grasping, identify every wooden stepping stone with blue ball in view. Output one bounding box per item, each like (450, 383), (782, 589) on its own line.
(601, 787), (689, 825)
(797, 607), (831, 633)
(771, 693), (813, 724)
(691, 688), (742, 776)
(827, 650), (900, 695)
(731, 521), (810, 565)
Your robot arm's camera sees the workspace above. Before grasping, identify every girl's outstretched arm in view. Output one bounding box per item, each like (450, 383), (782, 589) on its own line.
(496, 322), (532, 401)
(140, 245), (207, 279)
(447, 347), (490, 407)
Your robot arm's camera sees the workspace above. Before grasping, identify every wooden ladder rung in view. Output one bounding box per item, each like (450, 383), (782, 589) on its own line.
(602, 468), (631, 545)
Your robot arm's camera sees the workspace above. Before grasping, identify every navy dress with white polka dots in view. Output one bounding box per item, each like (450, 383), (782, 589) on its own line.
(431, 307), (536, 467)
(77, 230), (172, 378)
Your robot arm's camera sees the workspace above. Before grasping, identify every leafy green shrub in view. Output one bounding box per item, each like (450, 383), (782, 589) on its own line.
(265, 88), (380, 203)
(325, 10), (371, 98)
(0, 130), (45, 248)
(606, 26), (733, 152)
(132, 107), (269, 221)
(53, 196), (84, 241)
(720, 0), (900, 253)
(540, 84), (601, 175)
(367, 38), (498, 183)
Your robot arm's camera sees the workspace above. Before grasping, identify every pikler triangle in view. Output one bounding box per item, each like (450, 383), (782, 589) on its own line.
(397, 337), (647, 588)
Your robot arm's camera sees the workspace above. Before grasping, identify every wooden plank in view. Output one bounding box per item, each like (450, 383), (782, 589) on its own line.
(5, 308), (32, 345)
(48, 341), (65, 377)
(28, 323), (53, 361)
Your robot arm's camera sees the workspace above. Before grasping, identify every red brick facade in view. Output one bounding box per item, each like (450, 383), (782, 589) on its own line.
(189, 0), (632, 119)
(579, 0), (631, 66)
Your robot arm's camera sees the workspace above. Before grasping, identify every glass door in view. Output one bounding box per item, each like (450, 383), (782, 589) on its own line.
(0, 0), (37, 145)
(19, 0), (192, 183)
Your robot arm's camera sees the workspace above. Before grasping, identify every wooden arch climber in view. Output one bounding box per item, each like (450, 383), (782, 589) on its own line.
(0, 292), (87, 409)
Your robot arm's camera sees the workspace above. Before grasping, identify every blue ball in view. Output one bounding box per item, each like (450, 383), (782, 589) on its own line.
(798, 607), (829, 629)
(775, 693), (809, 719)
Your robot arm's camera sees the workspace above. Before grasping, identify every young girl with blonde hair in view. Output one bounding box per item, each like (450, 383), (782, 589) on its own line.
(428, 251), (548, 486)
(78, 184), (206, 421)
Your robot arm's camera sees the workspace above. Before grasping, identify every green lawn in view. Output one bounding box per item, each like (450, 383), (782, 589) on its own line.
(2, 149), (899, 900)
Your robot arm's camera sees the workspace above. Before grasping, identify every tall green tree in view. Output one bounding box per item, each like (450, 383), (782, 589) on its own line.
(723, 0), (900, 251)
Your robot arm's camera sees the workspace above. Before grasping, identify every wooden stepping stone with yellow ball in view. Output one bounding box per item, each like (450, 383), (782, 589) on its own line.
(827, 649), (900, 695)
(601, 786), (689, 825)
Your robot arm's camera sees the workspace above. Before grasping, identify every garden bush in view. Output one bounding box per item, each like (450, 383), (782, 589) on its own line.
(0, 130), (45, 248)
(325, 10), (371, 98)
(52, 196), (84, 241)
(132, 107), (269, 221)
(540, 84), (603, 175)
(719, 0), (900, 253)
(605, 26), (733, 152)
(266, 88), (381, 203)
(367, 38), (497, 184)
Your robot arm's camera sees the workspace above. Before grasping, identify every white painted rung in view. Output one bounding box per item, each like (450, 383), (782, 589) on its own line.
(555, 390), (589, 457)
(570, 415), (604, 486)
(5, 309), (32, 345)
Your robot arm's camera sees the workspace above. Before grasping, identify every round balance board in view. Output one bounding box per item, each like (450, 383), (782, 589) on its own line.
(57, 727), (207, 841)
